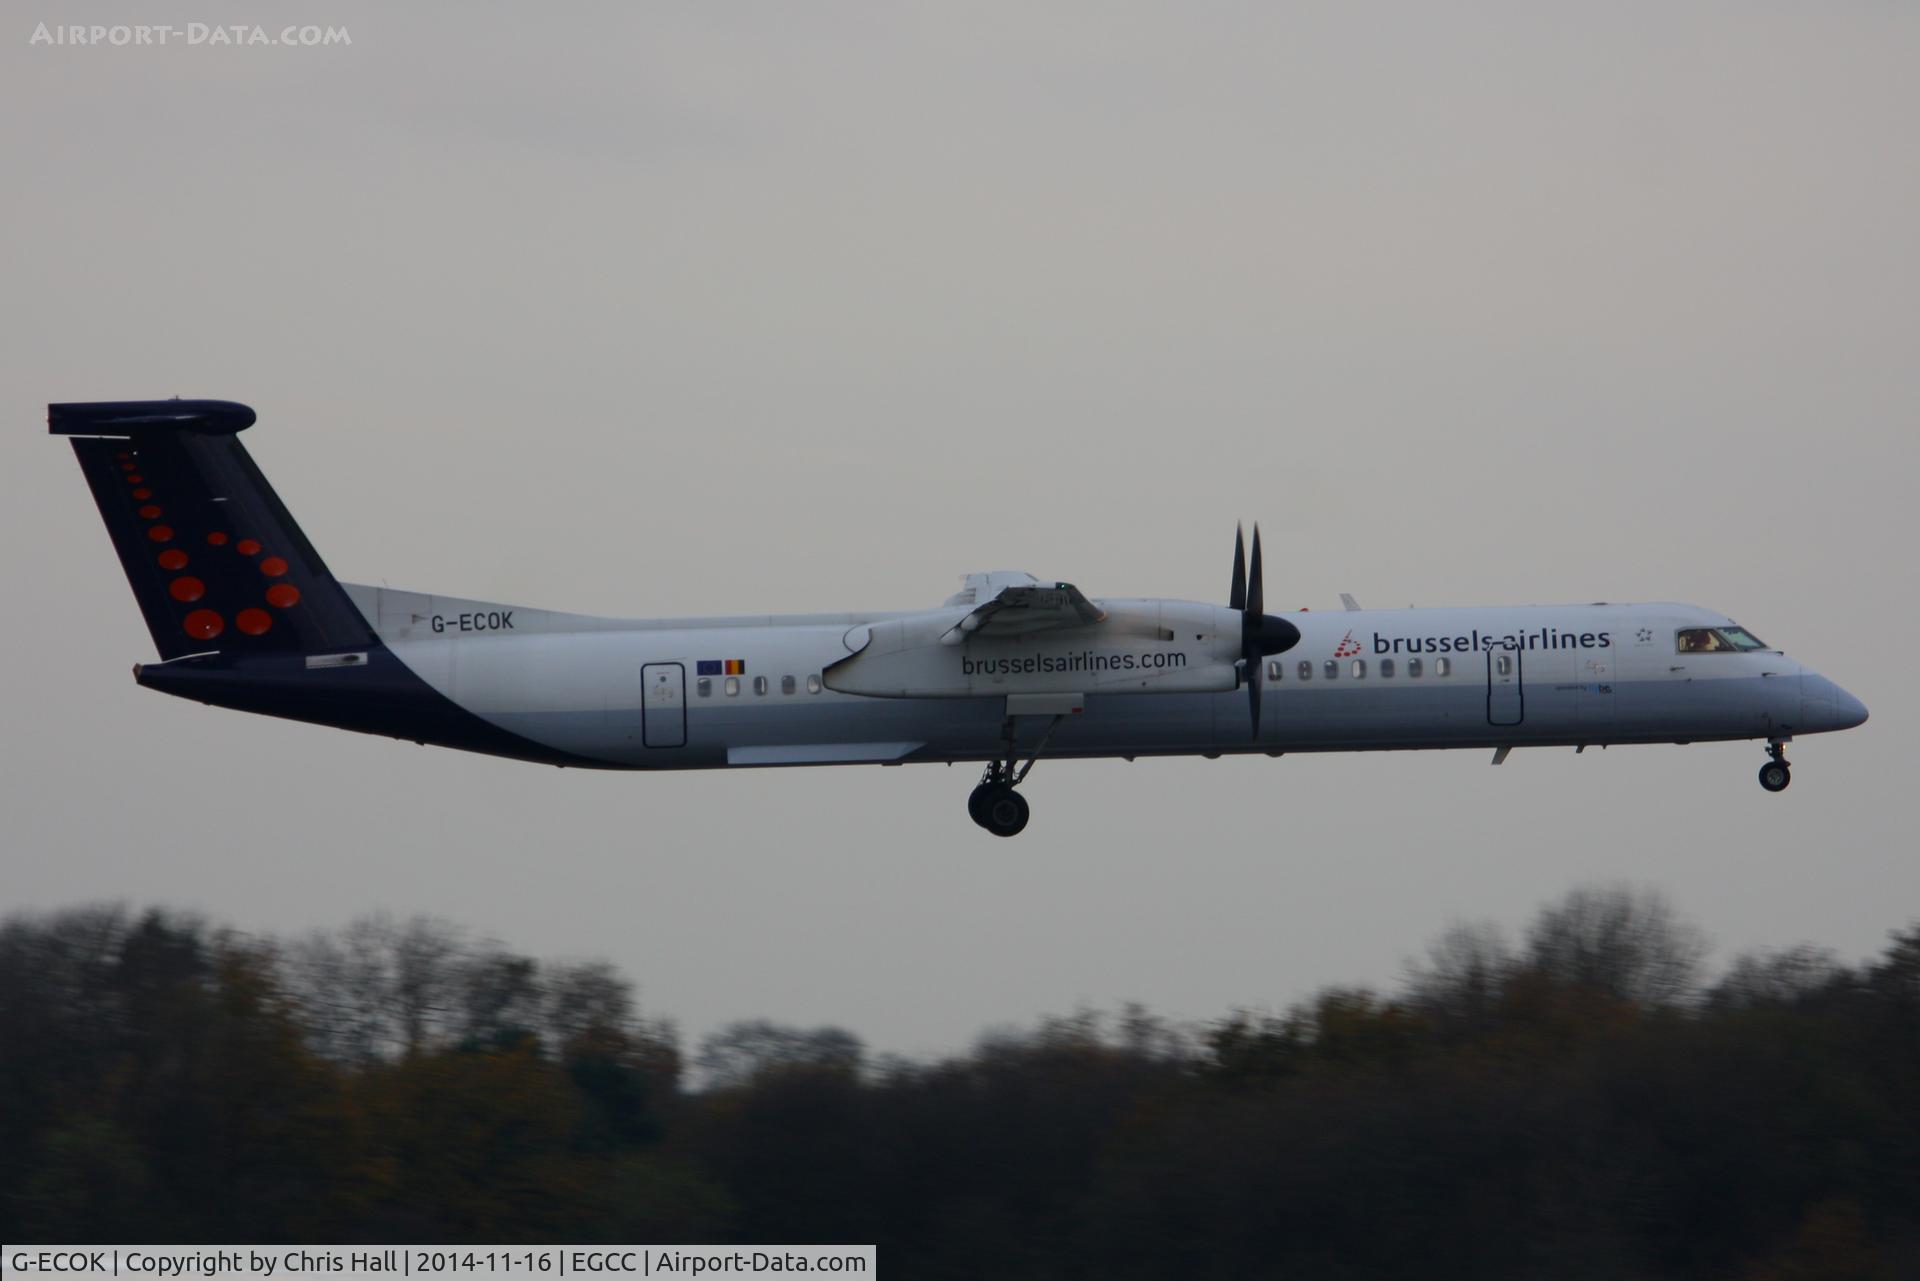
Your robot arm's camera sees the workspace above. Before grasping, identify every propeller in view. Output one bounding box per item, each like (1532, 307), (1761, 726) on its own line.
(1231, 523), (1302, 738)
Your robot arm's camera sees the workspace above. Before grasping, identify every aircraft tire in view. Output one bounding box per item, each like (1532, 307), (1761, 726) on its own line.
(1758, 761), (1791, 792)
(981, 786), (1030, 837)
(967, 784), (994, 828)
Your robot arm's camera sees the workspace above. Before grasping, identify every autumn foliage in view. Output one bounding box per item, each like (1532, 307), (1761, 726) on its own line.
(2, 890), (1916, 1279)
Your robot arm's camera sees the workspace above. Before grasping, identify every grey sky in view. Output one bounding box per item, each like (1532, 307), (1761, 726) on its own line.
(3, 1), (1915, 1059)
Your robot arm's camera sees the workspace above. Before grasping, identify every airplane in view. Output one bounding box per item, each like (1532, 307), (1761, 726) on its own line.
(51, 398), (1869, 837)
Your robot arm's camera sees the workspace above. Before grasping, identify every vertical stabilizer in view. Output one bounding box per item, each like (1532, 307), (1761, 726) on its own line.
(51, 399), (375, 660)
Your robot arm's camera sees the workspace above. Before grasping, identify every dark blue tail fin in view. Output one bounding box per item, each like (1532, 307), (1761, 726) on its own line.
(52, 399), (375, 660)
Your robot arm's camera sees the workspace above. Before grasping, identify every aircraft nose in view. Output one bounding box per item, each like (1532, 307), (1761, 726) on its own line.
(1802, 672), (1869, 733)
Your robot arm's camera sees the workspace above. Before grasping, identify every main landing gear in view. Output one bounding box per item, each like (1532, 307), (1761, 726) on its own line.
(968, 774), (1029, 837)
(1758, 740), (1791, 793)
(967, 714), (1064, 837)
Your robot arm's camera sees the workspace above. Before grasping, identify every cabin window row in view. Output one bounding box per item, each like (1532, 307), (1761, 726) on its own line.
(696, 673), (824, 697)
(1265, 656), (1453, 681)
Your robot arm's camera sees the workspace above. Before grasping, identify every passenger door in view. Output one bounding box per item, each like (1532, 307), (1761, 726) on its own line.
(641, 662), (686, 748)
(1486, 643), (1524, 726)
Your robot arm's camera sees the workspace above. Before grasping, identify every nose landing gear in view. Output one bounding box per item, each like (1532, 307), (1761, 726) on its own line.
(1758, 740), (1791, 793)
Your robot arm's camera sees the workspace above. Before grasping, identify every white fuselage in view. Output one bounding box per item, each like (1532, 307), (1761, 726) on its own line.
(343, 585), (1866, 770)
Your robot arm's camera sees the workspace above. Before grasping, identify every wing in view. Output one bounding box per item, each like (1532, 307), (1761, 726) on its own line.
(939, 578), (1106, 645)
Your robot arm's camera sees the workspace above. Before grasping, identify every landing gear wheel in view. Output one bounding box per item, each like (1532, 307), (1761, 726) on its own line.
(978, 786), (1030, 837)
(967, 784), (994, 828)
(1758, 760), (1791, 793)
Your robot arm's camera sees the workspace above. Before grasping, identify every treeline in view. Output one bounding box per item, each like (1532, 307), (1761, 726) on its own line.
(2, 889), (1917, 1278)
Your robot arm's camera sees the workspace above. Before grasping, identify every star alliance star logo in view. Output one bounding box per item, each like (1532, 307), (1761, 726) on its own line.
(1636, 628), (1654, 644)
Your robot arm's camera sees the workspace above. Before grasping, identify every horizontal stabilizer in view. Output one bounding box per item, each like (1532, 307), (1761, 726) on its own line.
(50, 399), (256, 437)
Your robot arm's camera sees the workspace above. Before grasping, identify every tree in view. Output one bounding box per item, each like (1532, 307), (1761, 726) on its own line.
(1404, 920), (1516, 1037)
(1708, 945), (1846, 1011)
(1523, 884), (1707, 1008)
(542, 960), (635, 1052)
(281, 916), (466, 1062)
(696, 1020), (864, 1090)
(457, 948), (541, 1049)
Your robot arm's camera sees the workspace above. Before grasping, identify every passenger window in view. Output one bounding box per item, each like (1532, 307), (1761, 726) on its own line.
(1380, 658), (1394, 678)
(725, 676), (740, 696)
(1324, 660), (1339, 680)
(782, 675), (796, 695)
(1267, 660), (1282, 680)
(1298, 660), (1312, 681)
(1352, 659), (1366, 679)
(806, 674), (822, 694)
(1407, 658), (1422, 678)
(753, 675), (768, 695)
(696, 677), (712, 697)
(1435, 657), (1451, 677)
(1496, 654), (1512, 676)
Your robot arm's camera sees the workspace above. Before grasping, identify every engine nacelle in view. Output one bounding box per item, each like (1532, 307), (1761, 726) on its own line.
(824, 601), (1242, 698)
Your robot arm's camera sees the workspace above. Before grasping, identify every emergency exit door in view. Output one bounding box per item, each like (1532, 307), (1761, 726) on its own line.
(641, 662), (686, 748)
(1486, 643), (1524, 726)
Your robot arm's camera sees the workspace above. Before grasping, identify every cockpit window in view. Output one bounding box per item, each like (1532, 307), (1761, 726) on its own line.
(1677, 626), (1770, 654)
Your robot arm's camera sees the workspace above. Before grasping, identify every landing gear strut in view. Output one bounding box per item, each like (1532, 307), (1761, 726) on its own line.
(967, 714), (1063, 837)
(1758, 740), (1791, 793)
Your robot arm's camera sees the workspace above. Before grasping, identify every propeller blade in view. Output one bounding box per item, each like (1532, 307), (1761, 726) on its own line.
(1230, 522), (1289, 738)
(1229, 524), (1246, 612)
(1247, 649), (1262, 738)
(1247, 524), (1264, 620)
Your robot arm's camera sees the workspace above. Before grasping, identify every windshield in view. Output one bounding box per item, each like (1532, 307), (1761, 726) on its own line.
(1676, 626), (1771, 654)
